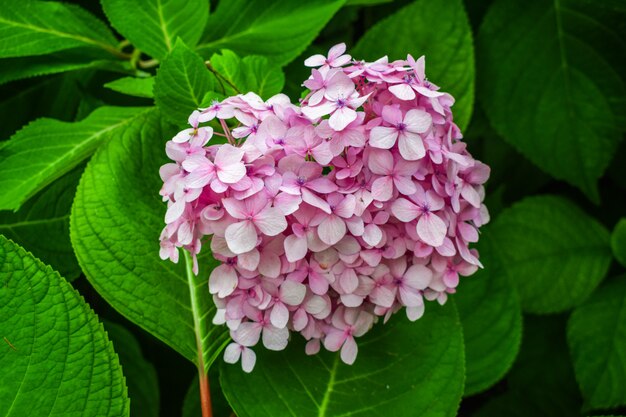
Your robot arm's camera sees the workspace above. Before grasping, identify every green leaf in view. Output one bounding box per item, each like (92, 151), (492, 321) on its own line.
(475, 315), (582, 417)
(0, 168), (82, 281)
(209, 50), (285, 98)
(0, 48), (127, 85)
(154, 39), (215, 124)
(196, 0), (345, 66)
(0, 0), (119, 58)
(611, 219), (626, 267)
(101, 0), (208, 60)
(491, 195), (611, 314)
(104, 76), (155, 98)
(103, 321), (159, 417)
(0, 236), (129, 417)
(352, 0), (474, 130)
(0, 106), (148, 211)
(456, 232), (522, 396)
(478, 0), (626, 201)
(70, 108), (229, 373)
(221, 304), (464, 417)
(567, 277), (626, 411)
(346, 0), (392, 5)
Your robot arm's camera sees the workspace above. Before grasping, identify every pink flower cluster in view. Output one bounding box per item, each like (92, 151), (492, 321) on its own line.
(159, 43), (489, 372)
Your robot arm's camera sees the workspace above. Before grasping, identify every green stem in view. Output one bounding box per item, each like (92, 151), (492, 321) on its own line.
(184, 251), (213, 417)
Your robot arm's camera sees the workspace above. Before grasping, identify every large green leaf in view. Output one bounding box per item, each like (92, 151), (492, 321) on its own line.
(209, 50), (285, 98)
(456, 232), (522, 396)
(104, 321), (159, 417)
(101, 0), (208, 60)
(196, 0), (345, 66)
(0, 106), (147, 211)
(352, 0), (474, 130)
(154, 39), (215, 124)
(475, 316), (582, 417)
(567, 277), (626, 411)
(491, 195), (611, 313)
(221, 304), (464, 417)
(611, 219), (626, 267)
(0, 168), (82, 280)
(104, 76), (155, 99)
(70, 108), (229, 373)
(0, 0), (119, 58)
(0, 48), (127, 85)
(478, 0), (626, 201)
(0, 236), (129, 417)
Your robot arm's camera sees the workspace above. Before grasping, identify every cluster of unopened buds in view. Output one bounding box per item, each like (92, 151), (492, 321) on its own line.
(159, 43), (489, 372)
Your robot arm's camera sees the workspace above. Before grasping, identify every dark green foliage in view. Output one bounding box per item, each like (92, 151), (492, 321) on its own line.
(0, 0), (625, 416)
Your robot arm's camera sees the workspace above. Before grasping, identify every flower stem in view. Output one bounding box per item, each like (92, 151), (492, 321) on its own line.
(220, 119), (235, 145)
(198, 369), (213, 417)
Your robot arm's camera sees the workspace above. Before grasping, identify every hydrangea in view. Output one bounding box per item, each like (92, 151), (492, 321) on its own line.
(159, 44), (490, 372)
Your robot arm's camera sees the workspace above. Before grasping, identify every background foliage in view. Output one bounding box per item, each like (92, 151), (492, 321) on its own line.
(1, 0), (625, 416)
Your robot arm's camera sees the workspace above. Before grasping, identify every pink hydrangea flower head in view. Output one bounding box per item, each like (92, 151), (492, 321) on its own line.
(159, 43), (490, 373)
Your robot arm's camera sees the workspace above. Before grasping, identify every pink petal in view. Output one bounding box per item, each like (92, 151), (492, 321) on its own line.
(254, 207), (287, 236)
(304, 54), (326, 67)
(280, 280), (306, 305)
(340, 336), (358, 365)
(391, 198), (420, 222)
(393, 176), (417, 196)
(302, 188), (332, 213)
(284, 234), (308, 262)
(164, 200), (185, 224)
(209, 264), (238, 298)
(404, 264), (432, 290)
(274, 192), (302, 215)
(362, 224), (383, 246)
(369, 126), (398, 149)
(389, 83), (416, 101)
(406, 304), (425, 321)
(371, 286), (395, 308)
(329, 107), (357, 131)
(225, 221), (257, 254)
(217, 162), (246, 184)
(307, 178), (339, 194)
(237, 249), (260, 271)
(258, 253), (281, 278)
(241, 347), (256, 373)
(323, 329), (346, 352)
(398, 133), (426, 161)
(301, 102), (335, 120)
(223, 343), (242, 364)
(317, 215), (346, 245)
(328, 43), (346, 59)
(262, 326), (289, 350)
(416, 213), (447, 247)
(235, 322), (262, 346)
(371, 176), (393, 202)
(184, 169), (213, 189)
(367, 148), (393, 175)
(404, 109), (432, 133)
(270, 302), (290, 328)
(338, 269), (359, 293)
(309, 272), (330, 295)
(221, 198), (248, 219)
